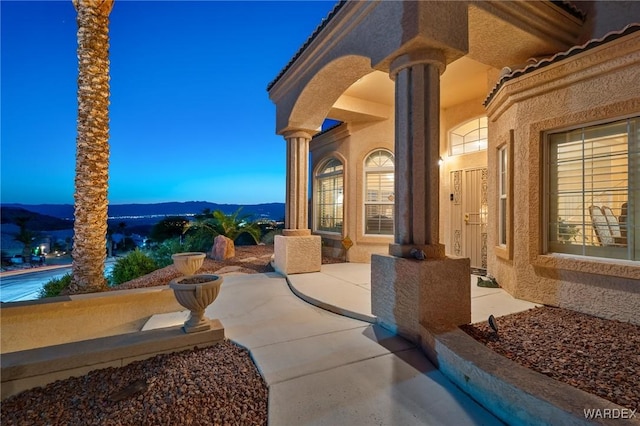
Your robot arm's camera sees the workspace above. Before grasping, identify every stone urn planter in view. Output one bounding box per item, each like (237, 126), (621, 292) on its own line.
(169, 252), (223, 333)
(171, 252), (206, 276)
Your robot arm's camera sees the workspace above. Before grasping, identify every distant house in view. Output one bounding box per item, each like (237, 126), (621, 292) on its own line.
(268, 0), (639, 330)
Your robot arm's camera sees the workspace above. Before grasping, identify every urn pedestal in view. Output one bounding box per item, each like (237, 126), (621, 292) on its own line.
(169, 274), (223, 333)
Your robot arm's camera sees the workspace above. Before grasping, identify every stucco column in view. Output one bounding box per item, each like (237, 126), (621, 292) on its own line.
(275, 129), (321, 274)
(389, 48), (446, 259)
(283, 130), (312, 236)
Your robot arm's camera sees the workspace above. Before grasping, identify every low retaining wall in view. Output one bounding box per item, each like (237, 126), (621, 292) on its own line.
(420, 327), (639, 426)
(1, 286), (182, 353)
(1, 321), (225, 400)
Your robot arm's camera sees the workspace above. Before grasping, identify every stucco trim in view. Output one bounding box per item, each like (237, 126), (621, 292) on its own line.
(488, 32), (640, 122)
(485, 24), (640, 111)
(534, 254), (640, 280)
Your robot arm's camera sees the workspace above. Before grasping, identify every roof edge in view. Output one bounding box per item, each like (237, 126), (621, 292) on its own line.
(267, 1), (346, 92)
(483, 23), (640, 107)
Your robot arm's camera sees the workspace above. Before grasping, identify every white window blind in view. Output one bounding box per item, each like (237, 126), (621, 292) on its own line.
(364, 150), (394, 235)
(548, 117), (638, 260)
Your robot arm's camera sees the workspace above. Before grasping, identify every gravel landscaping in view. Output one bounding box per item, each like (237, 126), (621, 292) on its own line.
(461, 306), (640, 409)
(1, 341), (268, 426)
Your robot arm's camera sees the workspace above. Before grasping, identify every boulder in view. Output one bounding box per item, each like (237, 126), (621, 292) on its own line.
(211, 235), (235, 260)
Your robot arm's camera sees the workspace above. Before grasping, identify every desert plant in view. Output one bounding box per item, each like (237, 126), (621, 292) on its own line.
(109, 249), (158, 285)
(189, 208), (261, 246)
(39, 273), (72, 298)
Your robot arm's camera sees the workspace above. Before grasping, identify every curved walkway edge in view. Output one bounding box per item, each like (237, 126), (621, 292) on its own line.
(284, 264), (638, 426)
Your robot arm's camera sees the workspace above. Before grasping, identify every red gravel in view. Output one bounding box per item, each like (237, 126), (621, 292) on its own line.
(1, 341), (267, 425)
(461, 306), (640, 409)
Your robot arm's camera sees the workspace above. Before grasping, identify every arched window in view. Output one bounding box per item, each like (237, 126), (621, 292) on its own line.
(449, 116), (488, 155)
(315, 158), (344, 233)
(364, 150), (394, 235)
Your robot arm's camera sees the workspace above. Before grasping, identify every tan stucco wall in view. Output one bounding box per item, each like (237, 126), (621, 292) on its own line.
(1, 287), (182, 353)
(311, 119), (395, 263)
(486, 32), (640, 324)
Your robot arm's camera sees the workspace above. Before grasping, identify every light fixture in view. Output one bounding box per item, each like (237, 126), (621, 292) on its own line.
(438, 157), (444, 166)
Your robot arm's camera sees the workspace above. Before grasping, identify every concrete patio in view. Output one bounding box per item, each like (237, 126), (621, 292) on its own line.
(4, 263), (625, 425)
(145, 268), (505, 425)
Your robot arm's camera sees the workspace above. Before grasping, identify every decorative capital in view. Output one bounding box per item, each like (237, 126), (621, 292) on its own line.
(390, 48), (446, 79)
(282, 129), (313, 141)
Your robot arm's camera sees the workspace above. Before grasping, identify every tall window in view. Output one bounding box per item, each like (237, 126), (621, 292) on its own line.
(450, 117), (488, 156)
(316, 158), (343, 233)
(547, 117), (638, 260)
(498, 146), (508, 246)
(364, 150), (394, 235)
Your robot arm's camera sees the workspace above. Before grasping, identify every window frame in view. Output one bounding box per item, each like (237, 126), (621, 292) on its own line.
(449, 116), (488, 157)
(543, 117), (638, 262)
(363, 149), (395, 236)
(495, 131), (514, 261)
(314, 157), (344, 235)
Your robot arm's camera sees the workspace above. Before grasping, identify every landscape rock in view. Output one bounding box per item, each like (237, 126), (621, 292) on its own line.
(211, 235), (235, 261)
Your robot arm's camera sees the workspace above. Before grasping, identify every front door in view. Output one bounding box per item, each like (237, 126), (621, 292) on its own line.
(451, 168), (488, 270)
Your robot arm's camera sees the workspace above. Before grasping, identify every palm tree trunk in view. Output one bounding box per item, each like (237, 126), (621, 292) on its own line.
(70, 0), (114, 294)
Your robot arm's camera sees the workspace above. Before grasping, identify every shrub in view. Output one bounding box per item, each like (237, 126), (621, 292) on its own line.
(149, 236), (208, 267)
(150, 237), (185, 268)
(39, 273), (72, 298)
(109, 249), (158, 285)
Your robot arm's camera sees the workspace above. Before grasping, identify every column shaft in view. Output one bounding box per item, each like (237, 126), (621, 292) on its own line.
(284, 131), (311, 232)
(391, 49), (445, 259)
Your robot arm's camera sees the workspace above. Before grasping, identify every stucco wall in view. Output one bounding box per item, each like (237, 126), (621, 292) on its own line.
(311, 119), (395, 263)
(1, 287), (182, 353)
(486, 32), (640, 324)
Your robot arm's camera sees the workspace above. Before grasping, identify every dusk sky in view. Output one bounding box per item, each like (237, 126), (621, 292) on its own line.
(1, 0), (336, 205)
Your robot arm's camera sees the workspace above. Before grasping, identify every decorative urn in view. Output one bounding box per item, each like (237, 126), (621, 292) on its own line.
(169, 252), (223, 333)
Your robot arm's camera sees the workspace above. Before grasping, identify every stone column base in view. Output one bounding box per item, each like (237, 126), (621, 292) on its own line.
(371, 254), (470, 342)
(274, 234), (321, 275)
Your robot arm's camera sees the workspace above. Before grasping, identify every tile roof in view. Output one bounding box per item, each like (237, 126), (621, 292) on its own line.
(484, 23), (640, 107)
(267, 1), (346, 92)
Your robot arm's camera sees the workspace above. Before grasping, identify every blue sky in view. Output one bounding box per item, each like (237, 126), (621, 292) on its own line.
(1, 0), (336, 205)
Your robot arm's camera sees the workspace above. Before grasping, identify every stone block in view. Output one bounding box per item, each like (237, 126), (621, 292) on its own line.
(371, 254), (470, 342)
(274, 235), (321, 275)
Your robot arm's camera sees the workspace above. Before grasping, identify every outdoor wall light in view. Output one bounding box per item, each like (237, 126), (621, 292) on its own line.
(438, 157), (444, 166)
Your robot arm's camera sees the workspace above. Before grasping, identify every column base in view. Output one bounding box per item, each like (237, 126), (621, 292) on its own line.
(274, 234), (321, 275)
(389, 243), (445, 259)
(371, 254), (470, 343)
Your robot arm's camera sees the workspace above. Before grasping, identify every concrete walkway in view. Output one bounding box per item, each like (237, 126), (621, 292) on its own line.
(287, 263), (539, 324)
(146, 270), (508, 425)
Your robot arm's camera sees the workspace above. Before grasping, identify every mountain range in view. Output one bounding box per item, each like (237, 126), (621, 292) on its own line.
(2, 201), (285, 223)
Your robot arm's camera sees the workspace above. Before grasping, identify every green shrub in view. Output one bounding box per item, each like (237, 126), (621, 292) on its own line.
(149, 236), (207, 267)
(39, 273), (72, 298)
(150, 237), (184, 268)
(109, 249), (158, 285)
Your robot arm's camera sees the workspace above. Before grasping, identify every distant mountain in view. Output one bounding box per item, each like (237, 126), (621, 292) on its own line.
(0, 207), (73, 231)
(1, 202), (285, 222)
